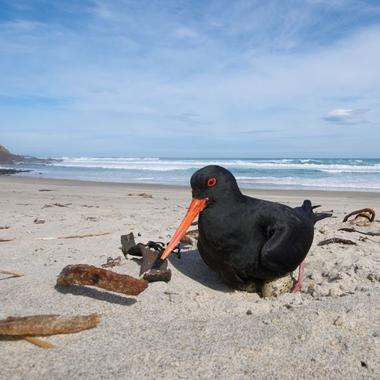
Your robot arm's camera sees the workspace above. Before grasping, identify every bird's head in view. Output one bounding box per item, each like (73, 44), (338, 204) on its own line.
(190, 165), (241, 203)
(159, 165), (241, 260)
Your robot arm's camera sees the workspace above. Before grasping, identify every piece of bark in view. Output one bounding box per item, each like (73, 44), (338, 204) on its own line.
(56, 264), (148, 296)
(0, 314), (100, 336)
(343, 208), (375, 223)
(317, 238), (357, 246)
(139, 247), (167, 275)
(24, 336), (56, 349)
(121, 232), (137, 255)
(0, 270), (25, 277)
(143, 268), (172, 283)
(338, 227), (380, 236)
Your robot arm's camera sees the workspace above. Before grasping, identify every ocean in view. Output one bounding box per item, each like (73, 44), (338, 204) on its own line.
(3, 157), (380, 192)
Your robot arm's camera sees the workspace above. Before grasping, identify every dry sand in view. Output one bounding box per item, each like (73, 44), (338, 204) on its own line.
(0, 176), (379, 379)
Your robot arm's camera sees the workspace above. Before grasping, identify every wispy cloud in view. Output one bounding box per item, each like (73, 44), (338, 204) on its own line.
(323, 108), (369, 124)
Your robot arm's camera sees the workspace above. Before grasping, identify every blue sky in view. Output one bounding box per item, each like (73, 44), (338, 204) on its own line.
(0, 0), (379, 158)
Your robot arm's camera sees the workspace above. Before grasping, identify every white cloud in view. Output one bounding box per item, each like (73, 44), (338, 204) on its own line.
(323, 108), (369, 124)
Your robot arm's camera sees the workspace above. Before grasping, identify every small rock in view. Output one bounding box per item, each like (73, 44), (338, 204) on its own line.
(33, 218), (45, 224)
(333, 316), (344, 326)
(246, 309), (253, 315)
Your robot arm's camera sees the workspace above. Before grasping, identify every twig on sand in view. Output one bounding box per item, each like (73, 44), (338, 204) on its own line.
(56, 264), (148, 296)
(37, 232), (111, 240)
(0, 270), (25, 277)
(0, 238), (15, 242)
(338, 227), (380, 236)
(318, 237), (357, 246)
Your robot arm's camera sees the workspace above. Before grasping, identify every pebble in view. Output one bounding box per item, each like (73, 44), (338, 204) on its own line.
(333, 316), (344, 326)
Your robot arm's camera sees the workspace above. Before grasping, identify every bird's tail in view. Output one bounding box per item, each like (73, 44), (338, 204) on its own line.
(301, 200), (332, 224)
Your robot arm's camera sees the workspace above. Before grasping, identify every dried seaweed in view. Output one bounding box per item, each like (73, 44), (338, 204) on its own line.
(0, 314), (100, 336)
(343, 208), (375, 223)
(317, 237), (357, 246)
(56, 264), (148, 296)
(101, 256), (122, 268)
(338, 227), (380, 236)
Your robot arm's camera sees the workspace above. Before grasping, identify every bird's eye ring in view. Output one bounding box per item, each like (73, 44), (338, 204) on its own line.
(207, 178), (217, 187)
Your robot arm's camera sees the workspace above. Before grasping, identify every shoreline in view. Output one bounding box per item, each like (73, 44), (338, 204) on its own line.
(1, 175), (380, 200)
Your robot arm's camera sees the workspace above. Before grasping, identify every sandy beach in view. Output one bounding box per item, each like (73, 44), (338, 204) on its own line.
(0, 176), (379, 379)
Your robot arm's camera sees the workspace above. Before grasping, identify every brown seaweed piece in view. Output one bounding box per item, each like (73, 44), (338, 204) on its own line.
(343, 208), (375, 223)
(56, 264), (148, 296)
(0, 314), (100, 336)
(338, 227), (380, 236)
(317, 237), (357, 246)
(101, 256), (122, 268)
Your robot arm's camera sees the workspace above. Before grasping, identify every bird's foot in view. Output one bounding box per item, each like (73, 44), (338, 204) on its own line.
(291, 261), (305, 293)
(291, 280), (303, 293)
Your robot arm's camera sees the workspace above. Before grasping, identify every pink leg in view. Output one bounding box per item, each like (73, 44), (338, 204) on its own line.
(291, 261), (304, 293)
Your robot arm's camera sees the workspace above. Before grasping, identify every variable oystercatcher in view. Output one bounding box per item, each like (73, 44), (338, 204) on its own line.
(157, 165), (331, 292)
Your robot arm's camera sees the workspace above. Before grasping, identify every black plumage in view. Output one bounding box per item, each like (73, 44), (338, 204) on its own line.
(191, 165), (331, 289)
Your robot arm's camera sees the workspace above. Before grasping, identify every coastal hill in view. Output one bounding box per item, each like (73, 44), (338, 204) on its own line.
(0, 144), (59, 164)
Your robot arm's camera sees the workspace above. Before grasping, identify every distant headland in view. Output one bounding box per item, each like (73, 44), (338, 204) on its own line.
(0, 144), (61, 175)
(0, 144), (60, 165)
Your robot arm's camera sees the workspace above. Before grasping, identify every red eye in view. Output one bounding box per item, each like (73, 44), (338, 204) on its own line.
(207, 178), (217, 187)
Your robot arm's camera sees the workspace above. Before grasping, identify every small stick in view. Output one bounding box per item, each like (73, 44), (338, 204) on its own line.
(317, 237), (357, 246)
(56, 264), (148, 296)
(37, 232), (111, 240)
(0, 270), (25, 277)
(24, 336), (56, 349)
(338, 227), (380, 236)
(0, 314), (101, 336)
(0, 238), (15, 242)
(343, 208), (375, 223)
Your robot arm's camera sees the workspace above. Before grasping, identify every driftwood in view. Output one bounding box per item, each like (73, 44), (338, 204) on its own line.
(56, 264), (148, 296)
(338, 227), (380, 236)
(343, 208), (376, 225)
(143, 268), (172, 283)
(37, 232), (111, 240)
(23, 336), (56, 349)
(0, 314), (100, 336)
(0, 270), (25, 277)
(318, 237), (357, 246)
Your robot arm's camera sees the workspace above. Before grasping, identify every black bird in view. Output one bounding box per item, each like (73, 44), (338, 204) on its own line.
(159, 165), (331, 292)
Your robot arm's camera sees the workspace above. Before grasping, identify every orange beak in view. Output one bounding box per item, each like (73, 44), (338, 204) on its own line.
(160, 198), (208, 260)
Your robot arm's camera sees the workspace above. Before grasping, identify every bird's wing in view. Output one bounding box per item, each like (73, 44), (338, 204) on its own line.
(260, 221), (313, 276)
